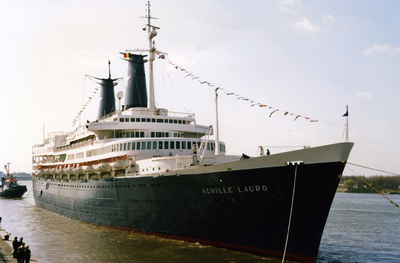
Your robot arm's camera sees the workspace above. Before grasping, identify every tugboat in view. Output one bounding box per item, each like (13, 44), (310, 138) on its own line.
(0, 163), (27, 198)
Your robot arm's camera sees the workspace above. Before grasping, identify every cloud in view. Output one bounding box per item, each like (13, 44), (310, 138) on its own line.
(295, 18), (320, 32)
(276, 0), (301, 14)
(363, 44), (400, 55)
(356, 91), (371, 100)
(321, 15), (335, 24)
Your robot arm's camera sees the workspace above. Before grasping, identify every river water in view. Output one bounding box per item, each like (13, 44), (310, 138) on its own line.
(0, 181), (399, 263)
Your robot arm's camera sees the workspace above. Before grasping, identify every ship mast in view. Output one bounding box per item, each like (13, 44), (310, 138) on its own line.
(143, 1), (159, 110)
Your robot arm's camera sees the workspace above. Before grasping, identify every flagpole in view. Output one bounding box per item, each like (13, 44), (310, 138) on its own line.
(346, 105), (348, 142)
(215, 88), (220, 155)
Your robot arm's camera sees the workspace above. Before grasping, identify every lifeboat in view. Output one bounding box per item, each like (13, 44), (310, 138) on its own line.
(36, 169), (44, 176)
(82, 164), (96, 174)
(43, 167), (52, 175)
(72, 163), (85, 175)
(56, 165), (66, 175)
(64, 164), (74, 174)
(93, 162), (112, 173)
(49, 166), (57, 175)
(110, 158), (130, 170)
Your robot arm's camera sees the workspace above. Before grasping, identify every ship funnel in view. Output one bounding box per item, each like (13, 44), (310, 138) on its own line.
(97, 78), (118, 119)
(123, 53), (148, 109)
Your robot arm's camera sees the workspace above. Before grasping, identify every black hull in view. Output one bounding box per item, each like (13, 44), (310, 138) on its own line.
(33, 161), (345, 263)
(0, 185), (27, 198)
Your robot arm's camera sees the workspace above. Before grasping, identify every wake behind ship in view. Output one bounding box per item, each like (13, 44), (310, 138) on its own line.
(32, 3), (353, 263)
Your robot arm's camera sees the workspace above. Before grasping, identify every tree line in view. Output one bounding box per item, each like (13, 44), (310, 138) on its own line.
(340, 175), (400, 191)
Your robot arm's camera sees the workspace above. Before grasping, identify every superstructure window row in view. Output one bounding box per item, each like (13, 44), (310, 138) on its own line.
(84, 141), (226, 158)
(116, 131), (145, 138)
(119, 117), (191, 125)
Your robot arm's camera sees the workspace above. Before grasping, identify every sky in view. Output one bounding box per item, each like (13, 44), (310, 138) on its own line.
(0, 0), (399, 176)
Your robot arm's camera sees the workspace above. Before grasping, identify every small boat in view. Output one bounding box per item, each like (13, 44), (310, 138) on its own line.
(0, 163), (27, 198)
(93, 161), (112, 173)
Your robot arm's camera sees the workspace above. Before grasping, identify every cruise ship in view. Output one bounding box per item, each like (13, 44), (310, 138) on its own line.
(32, 3), (353, 263)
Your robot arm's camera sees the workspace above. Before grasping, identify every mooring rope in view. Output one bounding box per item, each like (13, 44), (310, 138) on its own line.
(347, 163), (400, 209)
(282, 164), (298, 263)
(347, 162), (400, 176)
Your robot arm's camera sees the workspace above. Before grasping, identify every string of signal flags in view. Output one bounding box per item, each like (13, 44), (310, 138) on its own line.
(160, 54), (346, 126)
(71, 53), (346, 127)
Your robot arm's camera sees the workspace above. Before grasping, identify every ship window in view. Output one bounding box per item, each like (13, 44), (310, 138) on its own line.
(178, 120), (182, 124)
(174, 120), (177, 124)
(164, 141), (169, 149)
(132, 142), (135, 150)
(146, 118), (151, 122)
(176, 141), (180, 149)
(183, 120), (186, 124)
(140, 132), (144, 137)
(157, 119), (163, 123)
(137, 142), (140, 150)
(120, 118), (124, 122)
(170, 141), (175, 149)
(187, 141), (191, 150)
(158, 141), (163, 149)
(130, 132), (134, 137)
(125, 118), (129, 122)
(207, 143), (210, 150)
(197, 142), (201, 148)
(127, 143), (131, 150)
(182, 141), (186, 149)
(151, 132), (155, 137)
(126, 132), (130, 138)
(152, 118), (156, 122)
(169, 119), (173, 123)
(122, 132), (126, 138)
(153, 141), (157, 149)
(136, 118), (140, 122)
(142, 142), (146, 150)
(166, 132), (169, 137)
(120, 144), (123, 151)
(135, 132), (139, 137)
(141, 118), (145, 122)
(131, 118), (135, 122)
(147, 142), (151, 149)
(124, 143), (127, 151)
